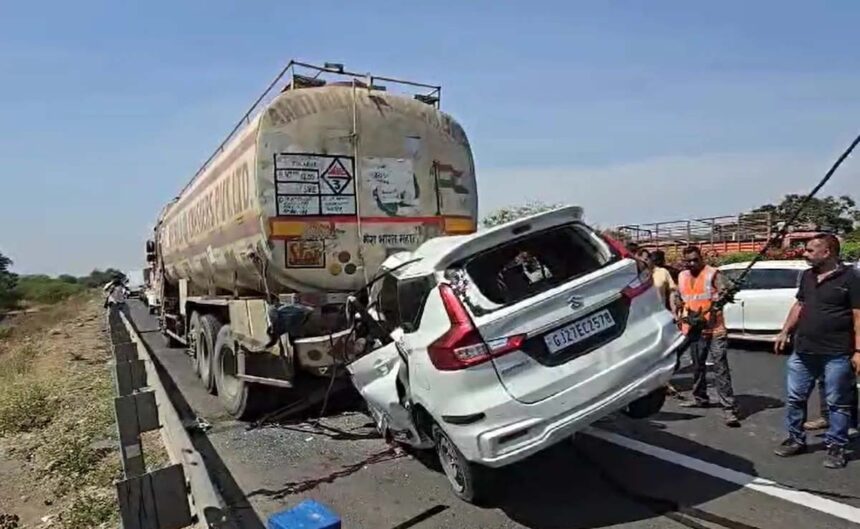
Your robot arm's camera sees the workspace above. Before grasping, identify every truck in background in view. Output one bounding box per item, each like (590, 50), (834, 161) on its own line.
(146, 61), (478, 418)
(142, 265), (160, 314)
(616, 212), (829, 260)
(125, 269), (146, 299)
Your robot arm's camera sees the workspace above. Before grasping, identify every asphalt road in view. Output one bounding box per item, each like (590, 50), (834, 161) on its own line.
(127, 300), (860, 529)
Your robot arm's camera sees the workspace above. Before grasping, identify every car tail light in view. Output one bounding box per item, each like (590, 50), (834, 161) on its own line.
(601, 235), (652, 299)
(428, 284), (525, 371)
(622, 268), (654, 299)
(602, 234), (631, 258)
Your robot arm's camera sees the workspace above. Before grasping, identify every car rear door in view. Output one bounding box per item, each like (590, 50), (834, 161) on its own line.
(720, 268), (746, 332)
(447, 213), (651, 404)
(740, 268), (803, 332)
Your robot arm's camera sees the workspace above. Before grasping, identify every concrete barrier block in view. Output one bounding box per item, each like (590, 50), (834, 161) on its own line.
(267, 500), (341, 529)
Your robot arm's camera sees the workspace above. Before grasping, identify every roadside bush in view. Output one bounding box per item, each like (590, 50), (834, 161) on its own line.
(0, 344), (36, 379)
(843, 241), (860, 262)
(0, 288), (20, 311)
(0, 381), (54, 435)
(78, 268), (125, 289)
(15, 275), (86, 304)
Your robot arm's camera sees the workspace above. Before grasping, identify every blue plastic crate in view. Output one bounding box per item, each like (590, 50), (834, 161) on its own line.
(268, 500), (341, 529)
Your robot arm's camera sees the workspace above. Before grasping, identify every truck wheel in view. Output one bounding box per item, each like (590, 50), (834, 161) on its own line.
(624, 387), (667, 419)
(433, 425), (489, 504)
(189, 312), (202, 375)
(214, 325), (266, 419)
(197, 314), (221, 394)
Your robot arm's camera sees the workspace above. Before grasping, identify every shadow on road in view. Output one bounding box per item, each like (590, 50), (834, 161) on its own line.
(737, 393), (784, 420)
(389, 505), (450, 529)
(650, 410), (702, 422)
(481, 432), (760, 529)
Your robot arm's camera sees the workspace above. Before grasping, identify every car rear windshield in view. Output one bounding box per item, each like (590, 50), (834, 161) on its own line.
(723, 268), (803, 290)
(447, 223), (616, 315)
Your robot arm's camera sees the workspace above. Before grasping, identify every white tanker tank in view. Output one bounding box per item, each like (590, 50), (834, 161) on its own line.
(156, 70), (476, 296)
(147, 62), (478, 418)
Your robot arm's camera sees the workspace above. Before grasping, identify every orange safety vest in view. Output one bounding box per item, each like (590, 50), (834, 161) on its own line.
(678, 265), (726, 336)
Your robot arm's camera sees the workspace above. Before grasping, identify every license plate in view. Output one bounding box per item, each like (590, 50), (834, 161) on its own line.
(544, 309), (616, 354)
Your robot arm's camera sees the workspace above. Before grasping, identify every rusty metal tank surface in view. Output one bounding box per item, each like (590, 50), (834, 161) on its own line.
(157, 85), (477, 295)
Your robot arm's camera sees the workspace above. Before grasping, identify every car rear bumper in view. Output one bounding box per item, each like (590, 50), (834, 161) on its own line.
(448, 331), (685, 467)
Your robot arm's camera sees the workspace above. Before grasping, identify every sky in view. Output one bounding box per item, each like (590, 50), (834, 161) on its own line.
(0, 1), (858, 275)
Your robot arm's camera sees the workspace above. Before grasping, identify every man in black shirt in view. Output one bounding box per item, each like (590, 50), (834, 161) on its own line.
(773, 234), (860, 469)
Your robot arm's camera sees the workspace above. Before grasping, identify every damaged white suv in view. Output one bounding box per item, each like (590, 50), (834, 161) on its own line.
(348, 206), (685, 503)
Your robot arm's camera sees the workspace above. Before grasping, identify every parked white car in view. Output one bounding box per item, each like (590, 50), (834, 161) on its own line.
(720, 260), (807, 341)
(348, 206), (685, 502)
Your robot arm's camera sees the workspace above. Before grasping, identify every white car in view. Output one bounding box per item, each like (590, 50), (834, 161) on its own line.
(348, 206), (685, 502)
(720, 260), (807, 341)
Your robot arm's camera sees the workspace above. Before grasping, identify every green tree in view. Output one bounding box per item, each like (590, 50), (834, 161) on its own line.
(79, 268), (126, 288)
(0, 252), (21, 310)
(15, 275), (84, 304)
(58, 274), (78, 284)
(752, 194), (860, 234)
(481, 202), (562, 228)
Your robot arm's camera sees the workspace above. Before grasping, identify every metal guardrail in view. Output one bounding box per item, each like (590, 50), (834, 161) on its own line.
(107, 307), (235, 529)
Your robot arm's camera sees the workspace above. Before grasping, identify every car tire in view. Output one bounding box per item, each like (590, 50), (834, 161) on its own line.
(213, 324), (267, 419)
(433, 425), (489, 504)
(197, 314), (221, 394)
(624, 387), (667, 419)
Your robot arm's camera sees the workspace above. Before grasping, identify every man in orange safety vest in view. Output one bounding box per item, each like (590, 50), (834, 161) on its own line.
(674, 246), (741, 427)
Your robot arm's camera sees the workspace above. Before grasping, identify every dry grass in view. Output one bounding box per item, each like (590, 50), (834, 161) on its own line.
(0, 293), (125, 528)
(0, 381), (55, 435)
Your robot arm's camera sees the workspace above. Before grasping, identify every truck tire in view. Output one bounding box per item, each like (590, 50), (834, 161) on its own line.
(433, 425), (490, 504)
(214, 325), (267, 419)
(188, 312), (202, 375)
(196, 314), (221, 394)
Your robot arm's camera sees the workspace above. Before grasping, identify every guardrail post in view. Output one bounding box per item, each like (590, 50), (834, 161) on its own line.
(117, 465), (192, 529)
(114, 390), (159, 477)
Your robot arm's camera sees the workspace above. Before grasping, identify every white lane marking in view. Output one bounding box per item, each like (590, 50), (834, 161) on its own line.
(585, 428), (860, 525)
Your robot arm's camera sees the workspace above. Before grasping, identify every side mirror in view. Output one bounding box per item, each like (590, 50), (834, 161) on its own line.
(145, 240), (156, 253)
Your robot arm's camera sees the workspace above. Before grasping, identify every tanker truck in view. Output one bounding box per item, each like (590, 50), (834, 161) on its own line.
(146, 61), (478, 418)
